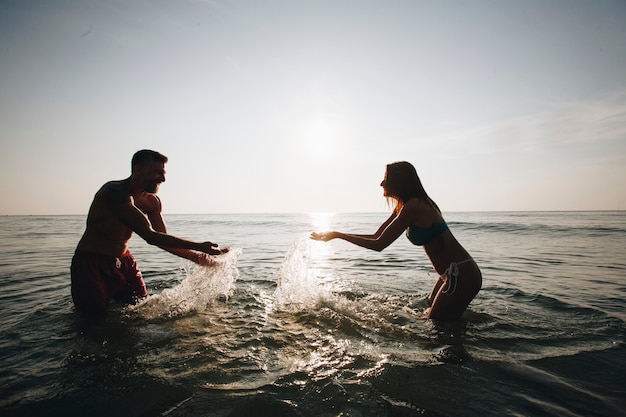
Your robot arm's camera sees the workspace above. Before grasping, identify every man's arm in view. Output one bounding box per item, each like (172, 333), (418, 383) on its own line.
(145, 195), (225, 264)
(109, 191), (220, 255)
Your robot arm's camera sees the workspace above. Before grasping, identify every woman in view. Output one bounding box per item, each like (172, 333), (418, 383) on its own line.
(310, 161), (481, 320)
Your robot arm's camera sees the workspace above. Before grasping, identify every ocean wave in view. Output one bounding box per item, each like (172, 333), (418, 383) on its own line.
(2, 213), (626, 417)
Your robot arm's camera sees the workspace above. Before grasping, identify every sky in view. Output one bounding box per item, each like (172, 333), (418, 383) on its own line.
(1, 0), (625, 215)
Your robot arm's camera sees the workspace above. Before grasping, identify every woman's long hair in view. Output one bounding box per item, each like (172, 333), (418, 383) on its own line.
(384, 161), (440, 214)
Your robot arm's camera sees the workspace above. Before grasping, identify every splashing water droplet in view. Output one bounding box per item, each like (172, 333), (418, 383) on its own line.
(130, 248), (243, 319)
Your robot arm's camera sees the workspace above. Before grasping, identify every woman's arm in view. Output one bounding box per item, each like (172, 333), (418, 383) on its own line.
(347, 212), (397, 239)
(311, 207), (415, 252)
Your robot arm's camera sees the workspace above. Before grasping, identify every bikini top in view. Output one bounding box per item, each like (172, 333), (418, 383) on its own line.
(406, 221), (448, 246)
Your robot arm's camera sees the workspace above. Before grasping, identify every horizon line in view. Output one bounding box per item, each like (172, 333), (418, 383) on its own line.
(2, 209), (625, 217)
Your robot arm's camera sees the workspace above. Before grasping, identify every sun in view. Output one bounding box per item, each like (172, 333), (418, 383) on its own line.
(303, 118), (337, 157)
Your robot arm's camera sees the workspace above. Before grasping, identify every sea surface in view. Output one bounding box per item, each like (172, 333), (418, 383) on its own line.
(1, 211), (625, 417)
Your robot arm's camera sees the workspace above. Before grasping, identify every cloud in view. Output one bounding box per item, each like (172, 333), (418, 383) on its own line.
(483, 90), (626, 153)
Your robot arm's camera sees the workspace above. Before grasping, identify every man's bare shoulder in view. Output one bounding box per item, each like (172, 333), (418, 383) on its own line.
(134, 192), (161, 215)
(96, 180), (131, 206)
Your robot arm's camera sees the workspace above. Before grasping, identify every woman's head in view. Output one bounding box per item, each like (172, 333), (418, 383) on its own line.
(381, 161), (439, 212)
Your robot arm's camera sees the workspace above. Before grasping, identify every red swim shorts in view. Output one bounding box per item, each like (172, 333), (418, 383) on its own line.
(71, 250), (147, 314)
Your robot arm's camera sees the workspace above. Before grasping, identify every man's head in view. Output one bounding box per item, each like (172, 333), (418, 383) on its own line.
(131, 150), (168, 171)
(131, 150), (168, 193)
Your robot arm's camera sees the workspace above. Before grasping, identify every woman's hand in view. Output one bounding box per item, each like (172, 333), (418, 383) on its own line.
(310, 231), (338, 242)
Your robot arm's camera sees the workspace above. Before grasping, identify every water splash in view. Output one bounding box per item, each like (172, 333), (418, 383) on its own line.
(130, 248), (242, 319)
(273, 238), (333, 310)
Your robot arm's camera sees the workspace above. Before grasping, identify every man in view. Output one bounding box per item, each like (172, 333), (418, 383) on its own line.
(71, 149), (228, 314)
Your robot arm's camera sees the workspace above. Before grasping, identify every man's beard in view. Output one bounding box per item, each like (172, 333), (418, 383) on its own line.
(144, 182), (160, 193)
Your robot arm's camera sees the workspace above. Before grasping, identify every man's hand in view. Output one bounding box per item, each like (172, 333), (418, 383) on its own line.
(194, 246), (230, 266)
(195, 253), (217, 266)
(198, 241), (229, 256)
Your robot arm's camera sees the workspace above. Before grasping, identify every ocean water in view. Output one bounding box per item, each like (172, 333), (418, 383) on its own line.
(1, 211), (625, 417)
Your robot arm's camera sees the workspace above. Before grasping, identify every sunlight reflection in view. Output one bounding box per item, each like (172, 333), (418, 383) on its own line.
(308, 212), (335, 282)
(309, 212), (334, 231)
(309, 212), (334, 260)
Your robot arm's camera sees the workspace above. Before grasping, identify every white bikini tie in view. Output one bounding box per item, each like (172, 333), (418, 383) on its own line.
(441, 258), (474, 296)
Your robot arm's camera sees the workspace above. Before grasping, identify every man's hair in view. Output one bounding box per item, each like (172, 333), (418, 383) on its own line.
(131, 150), (168, 171)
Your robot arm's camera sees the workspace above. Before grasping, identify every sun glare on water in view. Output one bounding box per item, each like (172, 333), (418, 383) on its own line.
(309, 212), (335, 261)
(308, 212), (336, 282)
(309, 211), (334, 232)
